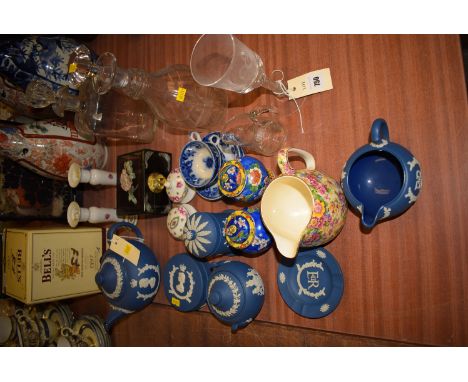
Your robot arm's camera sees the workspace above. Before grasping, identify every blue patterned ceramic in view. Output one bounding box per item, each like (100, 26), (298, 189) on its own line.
(218, 156), (272, 203)
(277, 247), (344, 318)
(341, 118), (422, 229)
(196, 179), (222, 201)
(202, 131), (245, 161)
(95, 222), (160, 330)
(0, 36), (94, 92)
(184, 210), (234, 258)
(179, 140), (222, 188)
(163, 253), (209, 312)
(207, 260), (265, 331)
(225, 207), (273, 255)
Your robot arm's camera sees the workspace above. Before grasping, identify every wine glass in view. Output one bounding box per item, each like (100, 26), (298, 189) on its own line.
(190, 34), (285, 95)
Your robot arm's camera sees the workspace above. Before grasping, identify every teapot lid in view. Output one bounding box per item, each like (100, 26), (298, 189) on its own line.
(277, 247), (344, 318)
(207, 267), (246, 323)
(218, 160), (246, 198)
(163, 253), (209, 312)
(225, 210), (255, 249)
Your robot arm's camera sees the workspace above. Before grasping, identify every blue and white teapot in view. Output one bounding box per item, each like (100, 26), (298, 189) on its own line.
(95, 222), (160, 330)
(341, 118), (422, 229)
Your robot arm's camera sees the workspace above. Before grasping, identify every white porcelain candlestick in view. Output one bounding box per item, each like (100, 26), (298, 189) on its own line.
(67, 201), (122, 228)
(68, 162), (116, 188)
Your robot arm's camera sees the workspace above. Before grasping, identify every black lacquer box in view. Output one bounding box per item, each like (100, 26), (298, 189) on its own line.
(116, 149), (171, 217)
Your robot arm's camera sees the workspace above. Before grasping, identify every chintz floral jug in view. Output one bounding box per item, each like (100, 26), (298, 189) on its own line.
(261, 148), (347, 259)
(95, 222), (160, 330)
(341, 118), (422, 229)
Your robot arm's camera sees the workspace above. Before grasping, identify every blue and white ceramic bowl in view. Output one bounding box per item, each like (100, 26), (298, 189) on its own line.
(203, 131), (245, 161)
(197, 179), (222, 201)
(179, 140), (221, 188)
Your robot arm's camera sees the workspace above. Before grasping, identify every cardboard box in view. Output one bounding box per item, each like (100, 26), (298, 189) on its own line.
(2, 226), (105, 304)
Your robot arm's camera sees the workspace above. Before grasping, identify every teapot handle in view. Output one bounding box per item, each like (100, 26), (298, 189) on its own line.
(106, 222), (144, 243)
(371, 118), (390, 144)
(277, 148), (316, 175)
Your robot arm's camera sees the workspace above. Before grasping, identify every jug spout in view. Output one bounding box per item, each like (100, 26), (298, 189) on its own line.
(361, 211), (378, 229)
(273, 235), (300, 259)
(104, 307), (129, 331)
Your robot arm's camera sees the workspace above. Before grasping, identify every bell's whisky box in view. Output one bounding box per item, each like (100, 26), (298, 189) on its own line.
(2, 227), (105, 304)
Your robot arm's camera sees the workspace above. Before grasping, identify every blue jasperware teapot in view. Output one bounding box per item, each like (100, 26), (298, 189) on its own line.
(95, 222), (160, 330)
(341, 118), (422, 229)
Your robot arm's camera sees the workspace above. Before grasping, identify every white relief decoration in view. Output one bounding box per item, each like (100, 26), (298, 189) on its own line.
(381, 207), (391, 220)
(109, 304), (134, 314)
(407, 157), (420, 171)
(100, 257), (124, 300)
(208, 274), (241, 318)
(341, 170), (347, 181)
(316, 250), (327, 259)
(138, 264), (160, 278)
(369, 139), (388, 148)
(404, 187), (418, 204)
(356, 204), (363, 214)
(168, 264), (195, 303)
(184, 214), (212, 257)
(415, 170), (422, 191)
(320, 304), (330, 313)
(296, 260), (326, 299)
(279, 272), (286, 284)
(130, 279), (137, 288)
(252, 236), (270, 250)
(245, 268), (264, 296)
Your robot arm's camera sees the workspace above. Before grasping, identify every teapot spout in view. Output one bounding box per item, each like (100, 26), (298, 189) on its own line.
(104, 306), (131, 331)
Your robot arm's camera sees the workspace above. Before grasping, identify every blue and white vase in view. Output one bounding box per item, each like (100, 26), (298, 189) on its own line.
(341, 118), (422, 229)
(225, 207), (273, 255)
(183, 210), (233, 258)
(0, 35), (94, 92)
(206, 260), (265, 331)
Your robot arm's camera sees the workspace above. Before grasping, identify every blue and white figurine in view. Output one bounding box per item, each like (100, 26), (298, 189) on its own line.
(183, 210), (234, 258)
(341, 118), (422, 229)
(95, 222), (160, 330)
(207, 260), (265, 331)
(225, 207), (273, 255)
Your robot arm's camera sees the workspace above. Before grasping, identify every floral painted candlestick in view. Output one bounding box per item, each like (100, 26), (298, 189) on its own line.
(68, 163), (116, 188)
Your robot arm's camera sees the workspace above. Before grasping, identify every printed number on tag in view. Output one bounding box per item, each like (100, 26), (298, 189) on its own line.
(109, 234), (140, 266)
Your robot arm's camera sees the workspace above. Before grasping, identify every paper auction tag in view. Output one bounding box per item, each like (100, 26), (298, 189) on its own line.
(176, 87), (187, 102)
(109, 234), (140, 266)
(287, 68), (333, 100)
(171, 297), (181, 307)
(68, 63), (77, 74)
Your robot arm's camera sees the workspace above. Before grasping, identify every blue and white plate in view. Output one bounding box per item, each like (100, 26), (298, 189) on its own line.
(277, 247), (344, 318)
(179, 140), (218, 188)
(196, 179), (222, 201)
(203, 132), (244, 161)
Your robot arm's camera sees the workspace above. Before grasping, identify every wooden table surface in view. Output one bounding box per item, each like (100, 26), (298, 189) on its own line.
(79, 34), (468, 346)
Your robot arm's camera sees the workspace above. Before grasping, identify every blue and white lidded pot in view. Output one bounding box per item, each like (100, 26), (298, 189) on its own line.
(225, 207), (273, 255)
(183, 210), (233, 258)
(341, 118), (422, 229)
(95, 222), (160, 330)
(163, 253), (209, 312)
(206, 261), (265, 331)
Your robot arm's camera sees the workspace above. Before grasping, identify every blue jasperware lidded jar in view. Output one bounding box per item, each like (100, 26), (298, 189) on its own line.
(207, 260), (265, 331)
(163, 253), (209, 312)
(0, 35), (95, 92)
(183, 210), (234, 258)
(217, 156), (271, 203)
(341, 118), (422, 229)
(225, 207), (273, 255)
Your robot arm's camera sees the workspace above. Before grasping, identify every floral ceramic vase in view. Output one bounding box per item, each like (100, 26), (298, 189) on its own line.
(0, 157), (81, 220)
(224, 207), (273, 255)
(0, 35), (94, 92)
(0, 119), (107, 181)
(218, 156), (272, 203)
(261, 148), (347, 259)
(183, 210), (233, 258)
(206, 260), (265, 331)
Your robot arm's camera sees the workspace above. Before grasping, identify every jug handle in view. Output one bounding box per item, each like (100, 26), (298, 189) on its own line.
(106, 221), (144, 243)
(277, 148), (316, 175)
(189, 131), (202, 142)
(371, 118), (390, 144)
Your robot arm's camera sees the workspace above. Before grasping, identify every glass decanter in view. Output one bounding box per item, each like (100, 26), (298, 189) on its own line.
(69, 52), (228, 132)
(25, 79), (156, 143)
